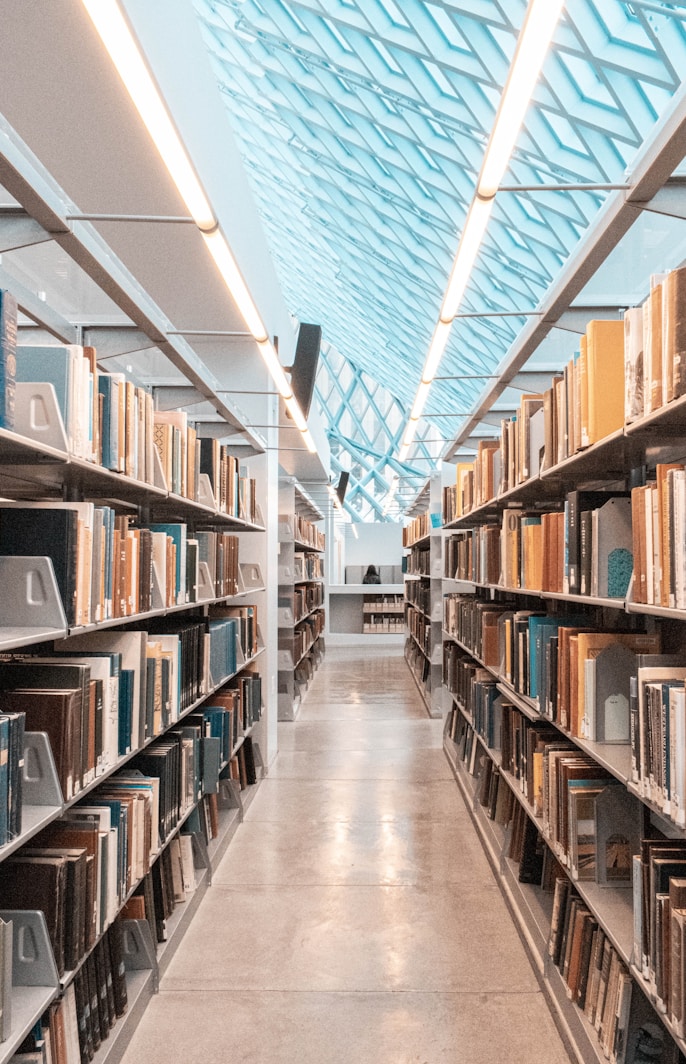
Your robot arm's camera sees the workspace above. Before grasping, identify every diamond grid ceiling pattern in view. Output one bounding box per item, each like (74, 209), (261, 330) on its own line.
(193, 0), (686, 520)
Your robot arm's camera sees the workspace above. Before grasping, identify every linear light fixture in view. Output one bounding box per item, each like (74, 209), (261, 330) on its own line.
(399, 0), (564, 463)
(478, 0), (567, 199)
(81, 0), (315, 453)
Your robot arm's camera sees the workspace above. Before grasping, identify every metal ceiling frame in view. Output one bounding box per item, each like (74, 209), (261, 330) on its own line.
(0, 114), (265, 453)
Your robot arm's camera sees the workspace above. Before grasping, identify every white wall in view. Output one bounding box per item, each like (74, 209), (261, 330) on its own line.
(344, 522), (403, 570)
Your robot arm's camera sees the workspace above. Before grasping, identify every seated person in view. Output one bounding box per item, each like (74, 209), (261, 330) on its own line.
(362, 564), (381, 584)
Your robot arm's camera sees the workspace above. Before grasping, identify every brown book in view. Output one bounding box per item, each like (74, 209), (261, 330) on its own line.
(22, 846), (88, 971)
(1, 687), (81, 802)
(120, 895), (146, 920)
(631, 484), (648, 604)
(0, 855), (67, 975)
(36, 822), (101, 951)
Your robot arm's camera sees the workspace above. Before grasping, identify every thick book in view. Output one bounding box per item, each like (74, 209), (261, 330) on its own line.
(0, 506), (79, 626)
(0, 854), (67, 975)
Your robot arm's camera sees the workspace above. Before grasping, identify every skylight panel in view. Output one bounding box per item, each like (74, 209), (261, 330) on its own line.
(376, 0), (411, 29)
(369, 36), (404, 76)
(323, 17), (355, 53)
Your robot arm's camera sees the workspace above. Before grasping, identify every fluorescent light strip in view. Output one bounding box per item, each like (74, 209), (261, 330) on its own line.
(478, 0), (565, 198)
(82, 0), (314, 455)
(440, 195), (495, 322)
(203, 230), (269, 343)
(399, 0), (564, 464)
(81, 0), (215, 230)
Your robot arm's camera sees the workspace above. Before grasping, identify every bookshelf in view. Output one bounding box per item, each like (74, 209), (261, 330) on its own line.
(277, 477), (326, 721)
(403, 474), (445, 719)
(440, 270), (686, 1064)
(0, 126), (275, 1064)
(328, 585), (404, 645)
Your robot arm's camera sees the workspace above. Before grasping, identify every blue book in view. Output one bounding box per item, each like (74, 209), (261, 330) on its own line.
(147, 523), (187, 603)
(15, 344), (74, 439)
(98, 374), (118, 470)
(0, 290), (17, 430)
(118, 669), (134, 755)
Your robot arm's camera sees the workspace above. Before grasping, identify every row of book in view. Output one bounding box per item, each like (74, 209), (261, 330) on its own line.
(293, 611), (325, 665)
(294, 516), (325, 552)
(0, 299), (259, 518)
(10, 920), (129, 1064)
(401, 512), (434, 547)
(446, 469), (686, 609)
(0, 719), (261, 983)
(448, 696), (639, 884)
(632, 835), (686, 1037)
(449, 710), (685, 1063)
(443, 594), (666, 740)
(362, 616), (404, 634)
(404, 638), (431, 692)
(0, 503), (243, 627)
(293, 552), (325, 582)
(293, 583), (324, 622)
(631, 464), (686, 608)
(0, 303), (259, 519)
(362, 594), (403, 614)
(445, 487), (635, 601)
(0, 614), (261, 820)
(550, 878), (649, 1064)
(404, 543), (431, 577)
(404, 579), (431, 615)
(442, 267), (686, 522)
(406, 606), (431, 657)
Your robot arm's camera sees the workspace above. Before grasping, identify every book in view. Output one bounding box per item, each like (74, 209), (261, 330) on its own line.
(0, 506), (79, 626)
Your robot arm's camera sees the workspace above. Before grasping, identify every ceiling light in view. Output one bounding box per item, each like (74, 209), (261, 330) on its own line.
(410, 380), (432, 421)
(202, 229), (269, 342)
(420, 319), (453, 383)
(440, 195), (495, 321)
(81, 0), (215, 230)
(82, 0), (316, 458)
(478, 0), (565, 198)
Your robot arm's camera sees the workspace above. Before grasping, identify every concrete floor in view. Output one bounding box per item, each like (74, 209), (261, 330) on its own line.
(119, 645), (573, 1064)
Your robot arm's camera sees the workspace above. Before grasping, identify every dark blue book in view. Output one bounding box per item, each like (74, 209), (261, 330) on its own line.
(0, 506), (79, 626)
(118, 670), (134, 756)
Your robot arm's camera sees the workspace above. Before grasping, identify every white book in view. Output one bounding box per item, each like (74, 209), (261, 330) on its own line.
(179, 833), (196, 893)
(671, 686), (686, 828)
(63, 983), (82, 1064)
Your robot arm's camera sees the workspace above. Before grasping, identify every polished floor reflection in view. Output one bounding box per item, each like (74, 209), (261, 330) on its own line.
(119, 646), (572, 1063)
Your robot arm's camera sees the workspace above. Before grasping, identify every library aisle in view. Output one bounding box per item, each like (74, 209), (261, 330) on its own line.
(119, 647), (571, 1064)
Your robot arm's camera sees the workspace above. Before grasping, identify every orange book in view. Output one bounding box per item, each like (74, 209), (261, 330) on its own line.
(630, 485), (648, 605)
(585, 319), (625, 446)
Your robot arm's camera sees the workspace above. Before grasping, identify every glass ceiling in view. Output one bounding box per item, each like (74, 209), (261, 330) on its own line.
(193, 0), (686, 521)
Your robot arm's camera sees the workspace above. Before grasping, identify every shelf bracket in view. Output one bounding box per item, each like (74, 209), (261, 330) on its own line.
(0, 212), (51, 253)
(552, 306), (624, 333)
(152, 385), (206, 411)
(82, 327), (158, 361)
(120, 919), (159, 993)
(633, 179), (686, 220)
